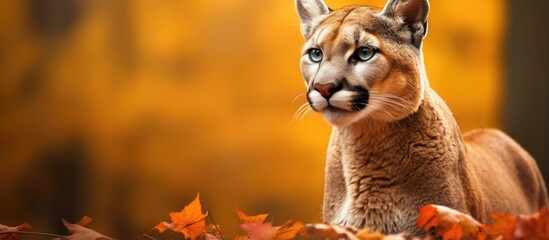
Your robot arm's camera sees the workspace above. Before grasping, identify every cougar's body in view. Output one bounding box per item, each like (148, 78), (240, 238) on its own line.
(295, 0), (548, 234)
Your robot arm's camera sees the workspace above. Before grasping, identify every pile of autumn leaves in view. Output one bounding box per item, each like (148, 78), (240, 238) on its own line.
(2, 194), (549, 240)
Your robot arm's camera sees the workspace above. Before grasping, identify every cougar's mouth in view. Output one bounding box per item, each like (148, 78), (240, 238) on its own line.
(307, 87), (370, 112)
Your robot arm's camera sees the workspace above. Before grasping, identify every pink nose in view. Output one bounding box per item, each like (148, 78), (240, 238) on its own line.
(314, 83), (338, 99)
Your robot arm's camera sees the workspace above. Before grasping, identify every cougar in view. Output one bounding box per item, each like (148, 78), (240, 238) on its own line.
(295, 0), (548, 234)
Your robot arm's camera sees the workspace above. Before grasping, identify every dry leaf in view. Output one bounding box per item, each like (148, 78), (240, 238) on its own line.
(417, 204), (482, 240)
(302, 223), (359, 240)
(234, 235), (249, 240)
(273, 220), (304, 240)
(238, 211), (303, 240)
(56, 216), (111, 240)
(0, 223), (31, 240)
(236, 208), (269, 224)
(154, 221), (176, 233)
(155, 193), (207, 240)
(202, 233), (223, 240)
(204, 224), (224, 240)
(77, 216), (93, 226)
(485, 207), (549, 239)
(241, 222), (279, 240)
(355, 228), (384, 240)
(382, 233), (418, 240)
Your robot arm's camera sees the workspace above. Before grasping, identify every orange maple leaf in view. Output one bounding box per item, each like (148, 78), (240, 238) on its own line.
(155, 193), (207, 240)
(417, 204), (482, 240)
(236, 208), (269, 224)
(57, 216), (111, 240)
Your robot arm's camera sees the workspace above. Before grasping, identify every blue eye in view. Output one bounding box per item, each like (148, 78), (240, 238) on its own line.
(308, 48), (323, 63)
(356, 46), (375, 61)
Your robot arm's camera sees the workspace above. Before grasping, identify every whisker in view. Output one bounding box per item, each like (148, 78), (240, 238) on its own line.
(371, 87), (425, 112)
(355, 101), (382, 122)
(365, 109), (379, 122)
(366, 102), (403, 130)
(282, 118), (297, 135)
(283, 102), (312, 134)
(299, 108), (313, 121)
(369, 92), (410, 103)
(293, 102), (310, 119)
(370, 98), (415, 115)
(295, 103), (314, 121)
(369, 96), (416, 112)
(405, 81), (422, 95)
(370, 93), (418, 112)
(290, 93), (307, 107)
(295, 105), (309, 120)
(369, 99), (413, 122)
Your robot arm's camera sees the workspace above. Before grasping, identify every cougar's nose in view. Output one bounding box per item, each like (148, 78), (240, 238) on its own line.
(314, 83), (339, 99)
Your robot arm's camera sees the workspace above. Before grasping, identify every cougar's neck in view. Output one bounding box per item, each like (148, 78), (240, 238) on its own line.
(332, 90), (462, 176)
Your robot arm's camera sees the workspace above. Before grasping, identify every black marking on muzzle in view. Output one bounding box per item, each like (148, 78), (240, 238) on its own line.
(353, 87), (370, 111)
(306, 90), (318, 112)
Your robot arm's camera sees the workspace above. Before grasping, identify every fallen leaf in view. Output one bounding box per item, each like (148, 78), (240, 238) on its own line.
(241, 222), (279, 240)
(154, 221), (176, 233)
(154, 193), (207, 240)
(383, 233), (417, 240)
(0, 223), (32, 232)
(0, 223), (32, 240)
(236, 208), (269, 224)
(484, 212), (516, 239)
(417, 204), (482, 240)
(234, 235), (249, 240)
(355, 226), (420, 240)
(417, 204), (438, 232)
(205, 223), (224, 240)
(273, 220), (304, 240)
(202, 233), (223, 240)
(240, 219), (304, 240)
(355, 227), (384, 240)
(77, 216), (93, 226)
(485, 207), (549, 239)
(302, 223), (359, 240)
(56, 216), (111, 240)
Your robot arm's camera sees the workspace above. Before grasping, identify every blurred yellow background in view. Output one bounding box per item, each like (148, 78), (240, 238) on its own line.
(1, 0), (546, 238)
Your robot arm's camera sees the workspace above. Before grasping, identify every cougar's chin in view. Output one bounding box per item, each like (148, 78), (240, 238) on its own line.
(322, 107), (359, 126)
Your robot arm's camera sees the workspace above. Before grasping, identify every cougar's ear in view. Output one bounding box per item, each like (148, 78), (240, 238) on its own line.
(381, 0), (429, 48)
(296, 0), (330, 38)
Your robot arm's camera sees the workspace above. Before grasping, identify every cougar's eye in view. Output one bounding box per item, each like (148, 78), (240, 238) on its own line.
(308, 48), (323, 63)
(356, 46), (375, 61)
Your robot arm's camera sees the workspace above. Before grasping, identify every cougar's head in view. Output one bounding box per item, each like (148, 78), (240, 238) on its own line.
(296, 0), (429, 126)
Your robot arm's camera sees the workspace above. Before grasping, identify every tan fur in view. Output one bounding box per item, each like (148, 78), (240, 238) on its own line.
(296, 0), (548, 234)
